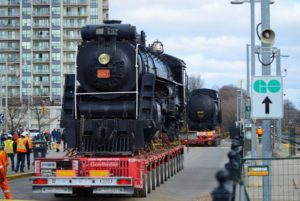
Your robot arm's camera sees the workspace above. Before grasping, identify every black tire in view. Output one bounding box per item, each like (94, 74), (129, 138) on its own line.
(152, 169), (156, 190)
(156, 165), (160, 187)
(166, 161), (170, 179)
(138, 173), (147, 197)
(164, 162), (168, 181)
(147, 170), (152, 194)
(161, 162), (164, 184)
(170, 160), (173, 177)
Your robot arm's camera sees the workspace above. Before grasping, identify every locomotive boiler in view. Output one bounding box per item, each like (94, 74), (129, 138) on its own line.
(61, 21), (186, 155)
(187, 89), (222, 131)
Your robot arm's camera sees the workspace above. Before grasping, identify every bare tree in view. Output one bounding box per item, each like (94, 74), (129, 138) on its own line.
(218, 85), (242, 132)
(7, 98), (28, 131)
(283, 100), (298, 127)
(188, 75), (204, 91)
(31, 97), (50, 131)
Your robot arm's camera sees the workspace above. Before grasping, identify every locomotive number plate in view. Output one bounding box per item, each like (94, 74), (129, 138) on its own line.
(97, 69), (110, 78)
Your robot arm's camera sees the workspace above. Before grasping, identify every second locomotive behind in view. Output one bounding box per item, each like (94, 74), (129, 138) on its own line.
(185, 88), (222, 146)
(61, 21), (186, 155)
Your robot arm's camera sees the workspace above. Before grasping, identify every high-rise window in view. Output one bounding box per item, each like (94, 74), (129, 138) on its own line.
(52, 7), (60, 15)
(22, 53), (31, 62)
(22, 42), (31, 49)
(23, 29), (31, 38)
(52, 18), (60, 26)
(52, 30), (60, 37)
(52, 64), (61, 73)
(52, 53), (60, 61)
(52, 41), (60, 49)
(52, 76), (61, 84)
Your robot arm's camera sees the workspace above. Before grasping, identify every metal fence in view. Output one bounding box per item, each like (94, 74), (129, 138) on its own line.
(242, 157), (300, 201)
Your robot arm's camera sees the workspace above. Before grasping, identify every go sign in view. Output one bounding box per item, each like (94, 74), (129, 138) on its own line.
(251, 76), (283, 119)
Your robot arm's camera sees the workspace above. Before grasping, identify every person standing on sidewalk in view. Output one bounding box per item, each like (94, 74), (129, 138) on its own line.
(25, 133), (33, 170)
(62, 129), (67, 152)
(0, 144), (13, 199)
(15, 132), (28, 173)
(3, 135), (16, 171)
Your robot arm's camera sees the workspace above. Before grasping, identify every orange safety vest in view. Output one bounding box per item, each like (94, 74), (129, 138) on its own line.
(3, 140), (14, 154)
(26, 136), (33, 149)
(16, 138), (28, 153)
(256, 128), (263, 135)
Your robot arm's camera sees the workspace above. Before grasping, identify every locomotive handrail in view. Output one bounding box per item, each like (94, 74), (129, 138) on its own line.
(135, 44), (140, 119)
(76, 91), (138, 95)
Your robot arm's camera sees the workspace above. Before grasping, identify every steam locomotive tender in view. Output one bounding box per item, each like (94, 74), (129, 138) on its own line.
(187, 89), (222, 131)
(61, 21), (186, 155)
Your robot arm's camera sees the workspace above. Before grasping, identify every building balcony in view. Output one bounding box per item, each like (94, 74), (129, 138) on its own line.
(33, 81), (50, 86)
(63, 35), (81, 40)
(1, 1), (20, 6)
(7, 69), (19, 75)
(32, 58), (50, 63)
(7, 80), (20, 86)
(33, 46), (50, 51)
(32, 23), (50, 28)
(0, 24), (20, 29)
(0, 12), (20, 17)
(63, 0), (88, 5)
(33, 35), (50, 40)
(63, 23), (86, 28)
(0, 36), (19, 40)
(33, 12), (50, 17)
(0, 47), (19, 52)
(33, 69), (50, 74)
(63, 46), (77, 51)
(64, 12), (87, 17)
(0, 58), (20, 63)
(33, 0), (50, 5)
(63, 58), (76, 63)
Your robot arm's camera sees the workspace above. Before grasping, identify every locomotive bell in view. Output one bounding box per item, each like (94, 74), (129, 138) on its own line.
(151, 40), (164, 54)
(260, 29), (275, 45)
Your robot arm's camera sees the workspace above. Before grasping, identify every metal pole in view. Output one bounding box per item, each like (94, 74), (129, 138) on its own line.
(276, 49), (281, 151)
(250, 0), (257, 159)
(261, 0), (272, 200)
(5, 62), (8, 132)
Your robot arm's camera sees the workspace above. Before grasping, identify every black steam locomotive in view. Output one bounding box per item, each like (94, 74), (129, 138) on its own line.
(61, 21), (186, 155)
(187, 89), (222, 131)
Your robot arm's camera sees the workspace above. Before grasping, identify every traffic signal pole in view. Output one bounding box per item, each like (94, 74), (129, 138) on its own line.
(261, 0), (272, 200)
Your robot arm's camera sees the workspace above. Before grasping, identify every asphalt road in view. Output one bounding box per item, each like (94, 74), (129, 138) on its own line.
(7, 140), (230, 201)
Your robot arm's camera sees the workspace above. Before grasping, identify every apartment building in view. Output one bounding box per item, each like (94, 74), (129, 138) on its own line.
(0, 0), (109, 132)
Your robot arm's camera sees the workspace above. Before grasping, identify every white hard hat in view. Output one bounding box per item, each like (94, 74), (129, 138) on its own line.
(21, 131), (28, 137)
(7, 134), (12, 138)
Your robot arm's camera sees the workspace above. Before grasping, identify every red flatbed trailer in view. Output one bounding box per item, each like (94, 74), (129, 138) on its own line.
(31, 145), (184, 197)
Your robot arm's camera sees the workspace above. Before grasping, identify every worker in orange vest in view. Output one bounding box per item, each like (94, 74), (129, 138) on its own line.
(14, 132), (29, 173)
(3, 135), (16, 171)
(25, 133), (33, 170)
(256, 126), (264, 144)
(0, 144), (13, 199)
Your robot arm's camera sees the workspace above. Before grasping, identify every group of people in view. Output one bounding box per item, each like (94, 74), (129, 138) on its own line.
(0, 128), (34, 200)
(37, 128), (67, 152)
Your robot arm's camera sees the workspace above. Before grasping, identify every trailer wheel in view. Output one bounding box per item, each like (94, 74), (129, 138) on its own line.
(160, 162), (164, 184)
(180, 154), (184, 170)
(156, 165), (160, 187)
(171, 158), (175, 176)
(147, 170), (152, 194)
(137, 173), (147, 197)
(166, 161), (169, 180)
(173, 157), (177, 175)
(164, 162), (168, 181)
(152, 168), (156, 190)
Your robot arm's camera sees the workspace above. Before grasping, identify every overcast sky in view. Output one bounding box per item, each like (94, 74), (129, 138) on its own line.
(109, 0), (300, 108)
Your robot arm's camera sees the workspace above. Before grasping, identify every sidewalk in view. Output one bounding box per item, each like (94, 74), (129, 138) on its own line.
(7, 147), (66, 181)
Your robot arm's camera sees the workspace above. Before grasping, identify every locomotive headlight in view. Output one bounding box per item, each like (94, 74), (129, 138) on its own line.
(98, 53), (110, 65)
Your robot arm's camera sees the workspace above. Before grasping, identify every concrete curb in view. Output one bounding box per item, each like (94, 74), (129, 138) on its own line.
(7, 172), (34, 181)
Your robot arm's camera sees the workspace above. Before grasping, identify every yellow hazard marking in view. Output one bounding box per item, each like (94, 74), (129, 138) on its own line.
(89, 170), (110, 177)
(56, 170), (76, 177)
